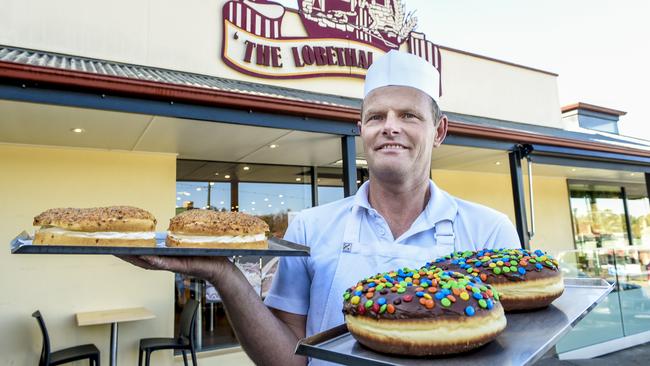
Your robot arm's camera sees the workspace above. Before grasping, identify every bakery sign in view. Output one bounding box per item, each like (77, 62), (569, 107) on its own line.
(221, 0), (442, 82)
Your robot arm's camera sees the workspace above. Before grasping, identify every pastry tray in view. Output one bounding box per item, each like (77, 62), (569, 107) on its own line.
(10, 232), (309, 257)
(295, 278), (613, 366)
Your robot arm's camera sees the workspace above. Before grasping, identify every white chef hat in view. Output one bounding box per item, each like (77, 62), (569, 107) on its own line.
(363, 50), (441, 103)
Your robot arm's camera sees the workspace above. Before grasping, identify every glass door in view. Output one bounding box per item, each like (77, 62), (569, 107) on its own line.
(569, 184), (629, 250)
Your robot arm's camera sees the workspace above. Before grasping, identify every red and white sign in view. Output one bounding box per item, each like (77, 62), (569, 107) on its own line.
(221, 0), (442, 91)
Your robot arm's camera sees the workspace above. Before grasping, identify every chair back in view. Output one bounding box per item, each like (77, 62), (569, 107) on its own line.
(32, 310), (50, 366)
(179, 299), (200, 344)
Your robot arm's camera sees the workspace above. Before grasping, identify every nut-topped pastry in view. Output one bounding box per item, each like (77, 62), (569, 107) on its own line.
(33, 206), (157, 247)
(343, 265), (506, 356)
(166, 209), (269, 249)
(434, 248), (564, 311)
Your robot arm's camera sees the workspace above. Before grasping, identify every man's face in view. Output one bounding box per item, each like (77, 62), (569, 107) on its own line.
(359, 86), (447, 183)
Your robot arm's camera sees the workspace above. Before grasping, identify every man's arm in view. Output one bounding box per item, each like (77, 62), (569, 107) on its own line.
(120, 255), (307, 366)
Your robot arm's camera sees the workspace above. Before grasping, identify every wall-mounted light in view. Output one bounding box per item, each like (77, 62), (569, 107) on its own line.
(269, 144), (278, 149)
(243, 166), (250, 171)
(70, 128), (85, 133)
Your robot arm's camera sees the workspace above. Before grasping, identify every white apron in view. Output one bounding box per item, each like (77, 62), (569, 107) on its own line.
(310, 205), (458, 365)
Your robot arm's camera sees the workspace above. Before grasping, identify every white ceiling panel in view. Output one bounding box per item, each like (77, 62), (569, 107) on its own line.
(134, 116), (290, 161)
(0, 100), (151, 150)
(1, 99), (644, 188)
(429, 145), (645, 185)
(242, 130), (344, 166)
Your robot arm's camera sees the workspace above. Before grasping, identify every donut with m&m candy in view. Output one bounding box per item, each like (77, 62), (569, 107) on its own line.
(342, 265), (506, 356)
(434, 248), (564, 311)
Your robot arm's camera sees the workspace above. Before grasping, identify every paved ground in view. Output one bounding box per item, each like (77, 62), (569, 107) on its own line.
(536, 342), (650, 365)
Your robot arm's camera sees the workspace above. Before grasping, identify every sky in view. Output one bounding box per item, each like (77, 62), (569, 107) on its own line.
(275, 0), (650, 140)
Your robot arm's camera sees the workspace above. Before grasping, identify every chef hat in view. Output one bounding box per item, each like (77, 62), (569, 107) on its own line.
(363, 50), (441, 103)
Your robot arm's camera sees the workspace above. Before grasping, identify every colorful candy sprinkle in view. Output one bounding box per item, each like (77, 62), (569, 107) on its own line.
(465, 306), (475, 316)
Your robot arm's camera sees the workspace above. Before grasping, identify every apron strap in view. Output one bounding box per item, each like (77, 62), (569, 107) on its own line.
(434, 220), (456, 246)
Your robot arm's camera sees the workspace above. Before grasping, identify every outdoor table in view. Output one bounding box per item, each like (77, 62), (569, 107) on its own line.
(76, 307), (155, 366)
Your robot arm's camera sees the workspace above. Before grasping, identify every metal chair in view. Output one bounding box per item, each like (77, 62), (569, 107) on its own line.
(138, 299), (199, 366)
(32, 310), (100, 366)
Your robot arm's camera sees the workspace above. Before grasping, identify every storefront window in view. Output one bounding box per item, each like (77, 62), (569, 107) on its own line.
(569, 184), (629, 250)
(176, 181), (231, 213)
(239, 181), (311, 237)
(569, 182), (650, 250)
(556, 246), (650, 352)
(626, 191), (650, 246)
(173, 160), (345, 352)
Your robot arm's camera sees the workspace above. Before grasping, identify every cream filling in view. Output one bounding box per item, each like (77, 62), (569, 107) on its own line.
(168, 232), (265, 244)
(346, 306), (506, 345)
(495, 276), (565, 298)
(39, 227), (155, 240)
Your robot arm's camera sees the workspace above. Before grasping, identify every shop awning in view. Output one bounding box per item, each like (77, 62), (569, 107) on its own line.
(1, 44), (649, 159)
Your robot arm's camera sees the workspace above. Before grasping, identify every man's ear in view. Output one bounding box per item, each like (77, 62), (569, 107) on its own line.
(433, 114), (448, 148)
(357, 120), (362, 134)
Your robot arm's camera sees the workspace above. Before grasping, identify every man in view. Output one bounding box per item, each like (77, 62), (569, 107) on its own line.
(123, 50), (520, 365)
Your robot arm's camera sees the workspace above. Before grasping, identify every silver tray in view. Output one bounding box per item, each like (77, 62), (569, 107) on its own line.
(295, 278), (613, 366)
(10, 232), (309, 257)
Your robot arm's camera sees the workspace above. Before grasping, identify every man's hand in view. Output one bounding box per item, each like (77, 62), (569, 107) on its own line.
(117, 255), (232, 281)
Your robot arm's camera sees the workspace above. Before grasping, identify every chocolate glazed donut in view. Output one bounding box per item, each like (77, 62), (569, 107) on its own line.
(342, 266), (506, 356)
(434, 249), (564, 311)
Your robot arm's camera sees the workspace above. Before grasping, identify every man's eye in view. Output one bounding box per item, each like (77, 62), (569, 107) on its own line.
(403, 113), (417, 119)
(367, 115), (382, 121)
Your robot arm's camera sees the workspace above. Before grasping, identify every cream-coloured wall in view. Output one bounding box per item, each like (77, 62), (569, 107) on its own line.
(439, 49), (563, 128)
(1, 0), (561, 127)
(433, 169), (575, 256)
(523, 174), (575, 257)
(0, 144), (177, 365)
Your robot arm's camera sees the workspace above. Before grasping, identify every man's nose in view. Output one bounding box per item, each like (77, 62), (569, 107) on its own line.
(382, 112), (401, 135)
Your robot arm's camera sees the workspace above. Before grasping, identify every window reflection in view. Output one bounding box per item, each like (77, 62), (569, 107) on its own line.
(557, 247), (650, 352)
(173, 160), (343, 352)
(569, 182), (650, 250)
(626, 193), (650, 246)
(570, 184), (629, 250)
(240, 182), (311, 238)
(176, 181), (231, 213)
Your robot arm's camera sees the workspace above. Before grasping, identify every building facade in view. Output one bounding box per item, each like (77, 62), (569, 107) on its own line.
(2, 0), (650, 364)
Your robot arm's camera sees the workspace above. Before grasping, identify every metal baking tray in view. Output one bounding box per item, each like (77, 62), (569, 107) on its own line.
(10, 232), (309, 257)
(295, 277), (613, 366)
